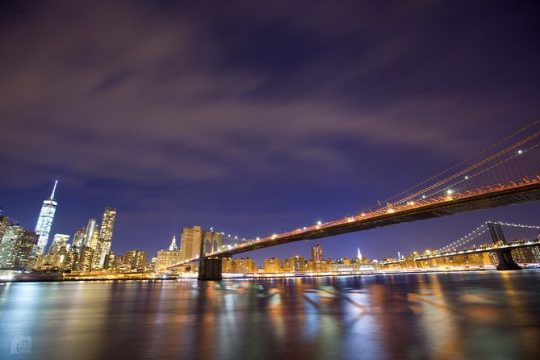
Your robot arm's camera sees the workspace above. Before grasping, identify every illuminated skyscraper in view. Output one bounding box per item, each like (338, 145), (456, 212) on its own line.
(72, 228), (85, 254)
(48, 234), (69, 256)
(84, 218), (98, 249)
(311, 244), (323, 262)
(0, 224), (37, 269)
(96, 208), (117, 268)
(180, 226), (202, 260)
(34, 180), (59, 255)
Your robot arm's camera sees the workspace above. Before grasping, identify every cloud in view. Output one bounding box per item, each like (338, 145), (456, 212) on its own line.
(1, 1), (539, 189)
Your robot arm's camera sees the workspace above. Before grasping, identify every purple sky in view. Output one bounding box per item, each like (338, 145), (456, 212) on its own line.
(1, 1), (540, 263)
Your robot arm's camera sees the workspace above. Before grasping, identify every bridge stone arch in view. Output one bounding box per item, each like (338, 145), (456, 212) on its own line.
(202, 231), (223, 255)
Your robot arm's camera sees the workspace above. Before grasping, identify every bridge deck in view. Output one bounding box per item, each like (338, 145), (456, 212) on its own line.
(173, 179), (540, 266)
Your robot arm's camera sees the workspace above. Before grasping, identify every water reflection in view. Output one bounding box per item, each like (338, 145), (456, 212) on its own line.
(1, 271), (540, 359)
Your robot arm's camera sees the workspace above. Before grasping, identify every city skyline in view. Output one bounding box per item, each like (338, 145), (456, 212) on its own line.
(3, 177), (540, 265)
(2, 3), (540, 359)
(2, 1), (540, 264)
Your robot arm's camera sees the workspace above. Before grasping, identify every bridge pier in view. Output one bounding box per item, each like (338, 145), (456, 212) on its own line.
(495, 249), (522, 270)
(197, 257), (222, 280)
(488, 222), (522, 271)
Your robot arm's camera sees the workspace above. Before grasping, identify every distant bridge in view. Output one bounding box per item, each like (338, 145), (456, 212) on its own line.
(383, 221), (540, 268)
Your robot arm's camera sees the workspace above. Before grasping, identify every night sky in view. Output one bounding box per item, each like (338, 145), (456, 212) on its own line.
(1, 1), (540, 264)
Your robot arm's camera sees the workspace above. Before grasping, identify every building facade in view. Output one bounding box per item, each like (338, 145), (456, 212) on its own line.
(34, 181), (59, 255)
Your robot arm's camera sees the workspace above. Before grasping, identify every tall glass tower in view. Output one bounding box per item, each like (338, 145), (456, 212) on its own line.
(34, 180), (58, 255)
(96, 208), (117, 268)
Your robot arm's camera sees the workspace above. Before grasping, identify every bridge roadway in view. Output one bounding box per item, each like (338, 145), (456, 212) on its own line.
(382, 239), (540, 265)
(175, 178), (540, 265)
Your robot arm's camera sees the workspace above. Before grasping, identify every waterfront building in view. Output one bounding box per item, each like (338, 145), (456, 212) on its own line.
(79, 247), (94, 272)
(96, 208), (117, 268)
(64, 249), (79, 271)
(34, 180), (59, 255)
(311, 244), (323, 262)
(0, 225), (38, 269)
(222, 257), (233, 272)
(283, 256), (306, 272)
(123, 250), (147, 271)
(14, 230), (38, 269)
(264, 257), (282, 273)
(103, 251), (119, 270)
(232, 257), (257, 273)
(155, 249), (183, 273)
(306, 259), (331, 272)
(512, 247), (537, 264)
(0, 225), (23, 268)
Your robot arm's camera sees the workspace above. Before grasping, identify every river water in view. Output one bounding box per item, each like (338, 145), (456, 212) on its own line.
(1, 271), (540, 360)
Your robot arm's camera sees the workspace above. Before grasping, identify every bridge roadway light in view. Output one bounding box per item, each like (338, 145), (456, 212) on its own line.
(317, 221), (322, 226)
(517, 149), (523, 155)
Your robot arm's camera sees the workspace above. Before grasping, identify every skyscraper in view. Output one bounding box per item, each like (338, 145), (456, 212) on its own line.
(48, 234), (69, 256)
(0, 225), (23, 268)
(72, 228), (85, 254)
(180, 226), (202, 260)
(311, 244), (323, 262)
(169, 235), (178, 251)
(34, 180), (59, 255)
(84, 218), (98, 249)
(96, 208), (116, 268)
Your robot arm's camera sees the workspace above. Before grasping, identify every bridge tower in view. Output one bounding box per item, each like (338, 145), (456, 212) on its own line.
(487, 222), (522, 271)
(197, 232), (222, 281)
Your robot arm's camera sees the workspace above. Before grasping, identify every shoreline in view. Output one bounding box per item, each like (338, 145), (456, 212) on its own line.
(3, 266), (538, 283)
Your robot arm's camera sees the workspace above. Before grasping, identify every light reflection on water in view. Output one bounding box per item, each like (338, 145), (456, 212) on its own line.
(1, 271), (540, 359)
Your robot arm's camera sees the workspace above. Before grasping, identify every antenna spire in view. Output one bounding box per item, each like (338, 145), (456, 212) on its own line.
(50, 180), (58, 200)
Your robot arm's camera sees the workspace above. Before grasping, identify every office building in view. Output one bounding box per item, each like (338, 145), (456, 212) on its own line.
(96, 208), (117, 268)
(34, 180), (59, 255)
(123, 250), (147, 271)
(311, 244), (323, 262)
(48, 234), (69, 256)
(0, 225), (38, 269)
(84, 218), (99, 249)
(180, 226), (202, 260)
(72, 228), (85, 254)
(155, 249), (183, 273)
